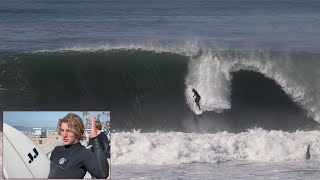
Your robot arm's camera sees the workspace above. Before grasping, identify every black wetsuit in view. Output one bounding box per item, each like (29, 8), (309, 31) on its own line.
(192, 89), (201, 109)
(306, 145), (311, 160)
(87, 132), (110, 178)
(88, 132), (110, 159)
(48, 137), (109, 179)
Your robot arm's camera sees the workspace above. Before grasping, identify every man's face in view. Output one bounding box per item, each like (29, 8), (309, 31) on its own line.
(60, 122), (78, 145)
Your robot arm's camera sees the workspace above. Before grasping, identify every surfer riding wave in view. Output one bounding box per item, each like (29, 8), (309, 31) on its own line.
(192, 88), (201, 110)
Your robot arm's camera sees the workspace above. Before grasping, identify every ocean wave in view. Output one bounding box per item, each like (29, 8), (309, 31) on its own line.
(111, 129), (320, 165)
(33, 40), (203, 57)
(0, 48), (319, 132)
(185, 50), (320, 123)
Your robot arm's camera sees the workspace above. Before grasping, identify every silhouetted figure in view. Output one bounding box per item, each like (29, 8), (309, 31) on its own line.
(192, 88), (201, 110)
(306, 144), (311, 160)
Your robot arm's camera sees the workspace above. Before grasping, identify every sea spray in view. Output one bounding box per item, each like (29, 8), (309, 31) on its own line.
(185, 50), (320, 122)
(111, 129), (320, 165)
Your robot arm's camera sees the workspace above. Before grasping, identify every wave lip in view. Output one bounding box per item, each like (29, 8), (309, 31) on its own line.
(185, 50), (320, 123)
(34, 40), (202, 57)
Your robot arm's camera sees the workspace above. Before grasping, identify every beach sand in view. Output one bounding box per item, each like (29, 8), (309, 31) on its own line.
(28, 133), (60, 145)
(27, 133), (62, 154)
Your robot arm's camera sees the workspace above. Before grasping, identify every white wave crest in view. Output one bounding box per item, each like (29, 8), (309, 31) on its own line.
(185, 50), (320, 122)
(111, 129), (320, 165)
(34, 40), (202, 57)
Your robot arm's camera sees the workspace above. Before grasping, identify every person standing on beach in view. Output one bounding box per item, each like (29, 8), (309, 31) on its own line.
(88, 120), (110, 158)
(48, 113), (109, 179)
(88, 120), (110, 178)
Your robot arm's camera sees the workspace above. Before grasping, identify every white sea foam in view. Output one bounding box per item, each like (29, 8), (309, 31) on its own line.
(111, 129), (320, 165)
(34, 40), (202, 57)
(185, 52), (232, 113)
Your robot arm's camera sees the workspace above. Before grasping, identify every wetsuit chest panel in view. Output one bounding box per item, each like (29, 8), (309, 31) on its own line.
(48, 138), (109, 179)
(48, 143), (87, 178)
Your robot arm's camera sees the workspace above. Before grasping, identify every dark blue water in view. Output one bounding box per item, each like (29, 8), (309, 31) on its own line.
(1, 0), (320, 132)
(1, 0), (320, 52)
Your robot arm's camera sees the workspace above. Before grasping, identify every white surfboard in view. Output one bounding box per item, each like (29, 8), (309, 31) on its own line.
(193, 102), (203, 115)
(3, 123), (51, 178)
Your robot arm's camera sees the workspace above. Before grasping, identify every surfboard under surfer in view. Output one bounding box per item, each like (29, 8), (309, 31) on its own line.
(192, 88), (201, 110)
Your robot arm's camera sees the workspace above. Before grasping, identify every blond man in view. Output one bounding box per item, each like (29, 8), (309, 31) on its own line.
(48, 113), (109, 178)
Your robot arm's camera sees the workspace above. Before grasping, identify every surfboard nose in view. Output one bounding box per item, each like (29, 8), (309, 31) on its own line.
(3, 123), (51, 178)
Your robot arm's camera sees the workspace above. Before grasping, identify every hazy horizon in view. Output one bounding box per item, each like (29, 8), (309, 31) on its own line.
(3, 111), (110, 128)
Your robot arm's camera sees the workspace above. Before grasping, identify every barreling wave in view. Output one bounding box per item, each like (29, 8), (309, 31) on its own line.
(0, 45), (319, 132)
(185, 50), (320, 123)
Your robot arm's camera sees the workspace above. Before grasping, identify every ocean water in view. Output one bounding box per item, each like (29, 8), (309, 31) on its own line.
(1, 0), (320, 179)
(0, 133), (2, 179)
(113, 161), (320, 180)
(111, 130), (320, 179)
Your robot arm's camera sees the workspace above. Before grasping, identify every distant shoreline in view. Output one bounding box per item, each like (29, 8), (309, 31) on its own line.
(12, 125), (56, 132)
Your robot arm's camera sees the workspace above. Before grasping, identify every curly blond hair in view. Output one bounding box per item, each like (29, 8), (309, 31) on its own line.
(57, 113), (85, 141)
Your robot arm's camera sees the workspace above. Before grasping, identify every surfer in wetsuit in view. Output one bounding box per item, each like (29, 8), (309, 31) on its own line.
(88, 120), (110, 158)
(306, 144), (311, 160)
(87, 120), (110, 178)
(192, 88), (201, 110)
(48, 113), (109, 179)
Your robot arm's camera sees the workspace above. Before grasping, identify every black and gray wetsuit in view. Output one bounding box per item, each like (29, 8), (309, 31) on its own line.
(87, 132), (110, 178)
(88, 132), (110, 159)
(192, 88), (201, 109)
(48, 137), (109, 179)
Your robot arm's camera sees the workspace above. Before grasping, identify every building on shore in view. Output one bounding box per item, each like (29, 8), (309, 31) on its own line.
(32, 127), (47, 138)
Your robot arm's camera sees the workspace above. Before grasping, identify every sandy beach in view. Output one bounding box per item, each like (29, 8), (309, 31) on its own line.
(28, 133), (60, 145)
(28, 132), (62, 154)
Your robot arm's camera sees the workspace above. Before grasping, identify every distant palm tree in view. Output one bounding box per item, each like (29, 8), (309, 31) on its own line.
(97, 114), (101, 121)
(82, 111), (89, 120)
(82, 111), (89, 129)
(85, 117), (90, 129)
(101, 112), (106, 122)
(102, 111), (110, 129)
